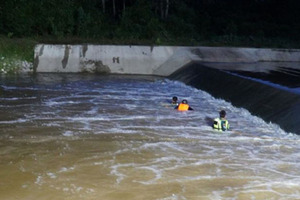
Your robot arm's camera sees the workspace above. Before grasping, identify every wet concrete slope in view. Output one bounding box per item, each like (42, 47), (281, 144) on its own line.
(169, 62), (300, 135)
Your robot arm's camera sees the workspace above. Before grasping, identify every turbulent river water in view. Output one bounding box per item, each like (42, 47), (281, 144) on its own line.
(1, 73), (300, 200)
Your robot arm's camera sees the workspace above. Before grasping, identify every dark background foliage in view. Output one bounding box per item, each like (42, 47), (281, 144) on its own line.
(0, 0), (299, 47)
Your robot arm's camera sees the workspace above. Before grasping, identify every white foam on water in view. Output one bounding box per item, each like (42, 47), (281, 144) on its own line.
(2, 75), (300, 198)
(0, 97), (37, 100)
(132, 166), (162, 185)
(58, 167), (75, 173)
(110, 163), (133, 184)
(0, 118), (28, 124)
(42, 121), (61, 127)
(63, 131), (75, 137)
(47, 172), (57, 179)
(45, 100), (77, 106)
(35, 175), (43, 185)
(85, 106), (99, 115)
(66, 115), (152, 122)
(157, 194), (185, 200)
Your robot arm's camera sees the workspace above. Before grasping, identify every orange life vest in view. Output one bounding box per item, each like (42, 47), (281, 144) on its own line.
(177, 103), (189, 111)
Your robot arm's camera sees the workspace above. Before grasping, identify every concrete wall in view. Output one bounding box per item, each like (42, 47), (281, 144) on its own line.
(34, 44), (300, 76)
(34, 44), (179, 74)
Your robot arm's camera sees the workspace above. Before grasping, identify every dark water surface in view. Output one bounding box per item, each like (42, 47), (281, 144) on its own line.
(0, 73), (300, 200)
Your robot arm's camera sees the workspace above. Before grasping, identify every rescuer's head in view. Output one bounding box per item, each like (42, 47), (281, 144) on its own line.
(219, 110), (226, 118)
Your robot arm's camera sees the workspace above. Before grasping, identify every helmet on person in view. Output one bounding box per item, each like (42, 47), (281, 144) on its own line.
(219, 110), (226, 118)
(182, 99), (188, 104)
(172, 96), (178, 101)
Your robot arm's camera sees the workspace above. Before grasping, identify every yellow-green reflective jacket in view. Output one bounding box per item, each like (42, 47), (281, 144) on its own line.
(213, 118), (229, 131)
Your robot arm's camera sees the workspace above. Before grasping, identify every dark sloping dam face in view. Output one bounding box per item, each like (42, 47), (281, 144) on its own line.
(169, 62), (300, 135)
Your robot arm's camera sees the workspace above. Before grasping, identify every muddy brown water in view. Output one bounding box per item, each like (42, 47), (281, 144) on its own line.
(0, 74), (299, 200)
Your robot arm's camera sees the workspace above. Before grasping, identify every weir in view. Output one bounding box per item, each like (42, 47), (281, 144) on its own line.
(34, 45), (300, 134)
(169, 62), (300, 134)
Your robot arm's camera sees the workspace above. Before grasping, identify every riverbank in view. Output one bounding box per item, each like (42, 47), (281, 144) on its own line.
(1, 35), (300, 74)
(0, 36), (36, 73)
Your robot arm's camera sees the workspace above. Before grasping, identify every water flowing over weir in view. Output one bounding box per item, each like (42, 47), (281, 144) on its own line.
(1, 73), (300, 200)
(34, 44), (300, 135)
(169, 62), (300, 135)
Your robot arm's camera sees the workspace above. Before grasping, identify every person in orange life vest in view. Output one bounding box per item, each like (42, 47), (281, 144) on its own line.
(175, 99), (193, 111)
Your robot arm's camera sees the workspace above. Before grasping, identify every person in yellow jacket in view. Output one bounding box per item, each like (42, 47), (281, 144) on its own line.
(175, 99), (193, 111)
(213, 110), (230, 131)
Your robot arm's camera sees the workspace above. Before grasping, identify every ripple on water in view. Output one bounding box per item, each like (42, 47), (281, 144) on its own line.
(0, 74), (300, 200)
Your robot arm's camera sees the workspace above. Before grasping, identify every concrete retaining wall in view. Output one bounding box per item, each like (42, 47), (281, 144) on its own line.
(34, 44), (300, 76)
(34, 45), (179, 74)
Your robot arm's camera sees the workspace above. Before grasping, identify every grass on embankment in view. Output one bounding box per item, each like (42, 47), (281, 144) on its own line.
(0, 36), (37, 73)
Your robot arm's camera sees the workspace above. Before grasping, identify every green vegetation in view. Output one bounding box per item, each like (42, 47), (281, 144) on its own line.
(0, 0), (299, 73)
(0, 36), (36, 73)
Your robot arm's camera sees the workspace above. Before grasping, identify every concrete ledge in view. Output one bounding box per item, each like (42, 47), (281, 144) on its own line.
(34, 44), (300, 76)
(34, 45), (178, 74)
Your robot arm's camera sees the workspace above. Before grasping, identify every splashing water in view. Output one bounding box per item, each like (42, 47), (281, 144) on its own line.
(0, 74), (299, 200)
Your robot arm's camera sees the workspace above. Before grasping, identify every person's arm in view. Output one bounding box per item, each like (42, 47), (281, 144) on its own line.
(213, 118), (219, 130)
(188, 106), (193, 110)
(213, 120), (217, 129)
